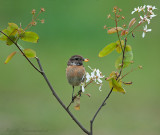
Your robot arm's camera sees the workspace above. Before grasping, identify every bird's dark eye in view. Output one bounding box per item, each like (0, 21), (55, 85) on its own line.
(75, 58), (79, 60)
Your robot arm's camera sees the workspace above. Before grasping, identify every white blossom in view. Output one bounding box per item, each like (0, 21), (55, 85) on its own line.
(142, 25), (152, 38)
(147, 5), (157, 11)
(139, 5), (146, 12)
(139, 15), (150, 24)
(82, 66), (105, 92)
(132, 5), (157, 22)
(131, 7), (140, 14)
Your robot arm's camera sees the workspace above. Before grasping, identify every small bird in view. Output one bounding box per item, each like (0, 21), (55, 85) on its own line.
(66, 55), (89, 101)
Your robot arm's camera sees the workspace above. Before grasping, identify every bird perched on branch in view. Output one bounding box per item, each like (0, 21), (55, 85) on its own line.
(66, 55), (89, 101)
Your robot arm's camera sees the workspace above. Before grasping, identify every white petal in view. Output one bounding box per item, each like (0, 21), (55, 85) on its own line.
(143, 5), (146, 9)
(142, 32), (145, 38)
(150, 14), (156, 19)
(91, 70), (96, 78)
(147, 19), (150, 24)
(140, 16), (143, 20)
(99, 85), (102, 91)
(143, 24), (147, 30)
(131, 11), (135, 14)
(146, 29), (152, 32)
(152, 6), (157, 10)
(96, 69), (101, 77)
(97, 78), (103, 83)
(86, 72), (91, 83)
(82, 85), (85, 92)
(96, 82), (100, 84)
(88, 66), (93, 71)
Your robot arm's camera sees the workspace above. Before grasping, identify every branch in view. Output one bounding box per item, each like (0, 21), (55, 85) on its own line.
(118, 37), (127, 78)
(90, 37), (127, 135)
(67, 80), (93, 109)
(0, 31), (42, 74)
(90, 87), (113, 135)
(115, 12), (123, 52)
(1, 31), (90, 135)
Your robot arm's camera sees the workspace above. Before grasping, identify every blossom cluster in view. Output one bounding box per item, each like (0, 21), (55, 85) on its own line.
(81, 66), (105, 92)
(131, 5), (157, 38)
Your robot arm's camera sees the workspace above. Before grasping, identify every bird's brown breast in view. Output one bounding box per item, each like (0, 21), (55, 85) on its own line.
(66, 65), (85, 86)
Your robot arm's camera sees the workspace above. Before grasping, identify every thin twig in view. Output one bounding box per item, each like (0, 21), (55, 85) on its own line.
(89, 37), (128, 135)
(115, 12), (124, 52)
(90, 87), (113, 135)
(1, 31), (89, 135)
(67, 80), (93, 109)
(118, 37), (127, 78)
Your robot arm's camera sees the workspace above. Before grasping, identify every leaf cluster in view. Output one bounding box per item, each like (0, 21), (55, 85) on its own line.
(0, 23), (38, 63)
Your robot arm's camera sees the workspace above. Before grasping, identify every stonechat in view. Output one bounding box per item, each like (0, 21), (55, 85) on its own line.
(66, 55), (89, 100)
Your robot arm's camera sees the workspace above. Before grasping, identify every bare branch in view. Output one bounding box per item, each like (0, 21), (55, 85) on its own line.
(90, 37), (128, 134)
(0, 31), (90, 135)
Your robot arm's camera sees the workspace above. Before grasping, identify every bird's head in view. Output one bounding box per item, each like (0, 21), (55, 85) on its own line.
(67, 55), (89, 66)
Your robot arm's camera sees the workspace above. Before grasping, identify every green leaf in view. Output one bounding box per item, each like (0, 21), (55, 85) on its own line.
(0, 29), (10, 41)
(23, 49), (36, 58)
(109, 78), (125, 94)
(5, 51), (17, 64)
(115, 40), (124, 53)
(99, 42), (117, 57)
(125, 45), (132, 52)
(20, 31), (39, 43)
(6, 35), (17, 45)
(106, 71), (118, 81)
(116, 40), (124, 46)
(7, 23), (18, 35)
(0, 23), (18, 42)
(116, 45), (122, 53)
(115, 45), (133, 69)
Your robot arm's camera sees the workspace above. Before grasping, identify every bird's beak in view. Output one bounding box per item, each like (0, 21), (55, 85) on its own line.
(84, 58), (89, 62)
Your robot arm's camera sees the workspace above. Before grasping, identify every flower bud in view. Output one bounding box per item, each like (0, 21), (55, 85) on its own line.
(108, 27), (123, 34)
(129, 18), (136, 28)
(32, 9), (36, 14)
(122, 24), (126, 28)
(41, 8), (45, 12)
(121, 30), (128, 36)
(41, 19), (45, 24)
(122, 16), (125, 19)
(116, 15), (120, 18)
(31, 21), (37, 26)
(108, 14), (111, 18)
(119, 8), (122, 12)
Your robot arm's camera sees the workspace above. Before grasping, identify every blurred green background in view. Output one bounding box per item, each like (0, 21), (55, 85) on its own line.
(0, 0), (160, 135)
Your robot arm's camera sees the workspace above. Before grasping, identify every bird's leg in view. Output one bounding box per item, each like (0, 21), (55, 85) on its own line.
(79, 86), (82, 97)
(72, 86), (75, 102)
